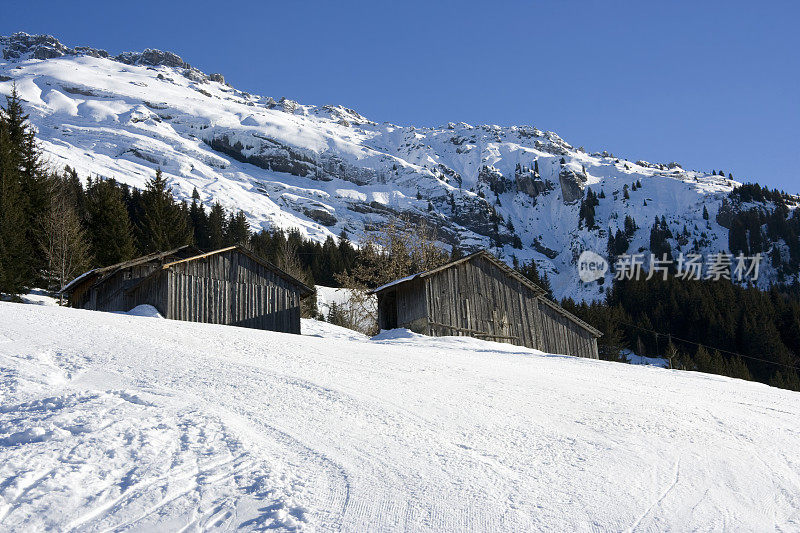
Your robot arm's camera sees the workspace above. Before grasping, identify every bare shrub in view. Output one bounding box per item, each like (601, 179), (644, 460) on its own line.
(336, 217), (448, 335)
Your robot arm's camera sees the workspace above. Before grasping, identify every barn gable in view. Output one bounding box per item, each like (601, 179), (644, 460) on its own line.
(63, 245), (312, 334)
(63, 245), (201, 311)
(158, 246), (311, 332)
(371, 250), (601, 358)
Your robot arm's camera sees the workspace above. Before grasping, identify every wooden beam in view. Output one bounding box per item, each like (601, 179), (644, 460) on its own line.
(428, 320), (520, 340)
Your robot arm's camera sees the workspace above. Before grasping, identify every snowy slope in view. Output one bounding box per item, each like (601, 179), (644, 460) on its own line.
(314, 286), (354, 320)
(0, 33), (792, 300)
(1, 302), (799, 531)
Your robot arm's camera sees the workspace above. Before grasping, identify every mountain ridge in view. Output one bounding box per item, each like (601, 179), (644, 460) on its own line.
(1, 32), (794, 301)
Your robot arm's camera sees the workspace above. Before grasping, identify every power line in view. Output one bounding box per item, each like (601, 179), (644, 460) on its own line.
(618, 319), (800, 371)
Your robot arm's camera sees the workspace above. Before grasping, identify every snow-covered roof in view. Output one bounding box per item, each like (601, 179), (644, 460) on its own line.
(59, 268), (98, 293)
(370, 272), (423, 294)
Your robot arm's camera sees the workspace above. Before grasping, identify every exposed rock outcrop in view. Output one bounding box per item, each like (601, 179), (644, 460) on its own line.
(559, 167), (587, 204)
(303, 208), (338, 227)
(514, 163), (552, 198)
(478, 165), (514, 195)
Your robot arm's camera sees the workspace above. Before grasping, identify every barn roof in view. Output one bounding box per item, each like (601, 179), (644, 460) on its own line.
(156, 245), (314, 296)
(536, 295), (603, 338)
(60, 245), (201, 293)
(368, 249), (602, 338)
(369, 250), (546, 296)
(61, 245), (314, 297)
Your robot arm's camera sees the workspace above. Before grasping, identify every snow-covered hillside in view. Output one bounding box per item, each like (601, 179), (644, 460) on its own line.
(1, 302), (799, 531)
(0, 33), (790, 300)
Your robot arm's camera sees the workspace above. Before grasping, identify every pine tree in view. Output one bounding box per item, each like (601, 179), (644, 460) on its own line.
(3, 87), (51, 284)
(225, 211), (250, 246)
(61, 166), (86, 215)
(85, 177), (136, 266)
(596, 305), (629, 362)
(649, 218), (673, 261)
(20, 121), (50, 279)
(338, 229), (357, 274)
(703, 205), (709, 220)
(579, 188), (599, 229)
(137, 169), (191, 253)
(728, 218), (749, 255)
(624, 215), (637, 237)
(207, 202), (227, 250)
(0, 86), (34, 293)
(189, 188), (211, 250)
(517, 260), (553, 300)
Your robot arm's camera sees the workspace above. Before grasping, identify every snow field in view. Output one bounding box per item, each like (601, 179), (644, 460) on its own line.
(0, 303), (798, 531)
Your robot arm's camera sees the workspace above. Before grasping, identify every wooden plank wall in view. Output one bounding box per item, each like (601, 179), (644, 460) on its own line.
(126, 272), (168, 315)
(536, 298), (599, 359)
(74, 250), (195, 312)
(418, 255), (598, 358)
(423, 256), (541, 348)
(165, 250), (302, 333)
(395, 279), (428, 331)
(86, 264), (162, 312)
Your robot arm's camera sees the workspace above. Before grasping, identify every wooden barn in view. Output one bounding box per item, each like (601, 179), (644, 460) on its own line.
(369, 250), (601, 358)
(62, 245), (313, 334)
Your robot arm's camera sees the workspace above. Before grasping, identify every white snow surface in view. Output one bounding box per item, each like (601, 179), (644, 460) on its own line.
(1, 302), (799, 531)
(626, 351), (669, 368)
(313, 286), (354, 320)
(18, 290), (59, 307)
(124, 304), (163, 318)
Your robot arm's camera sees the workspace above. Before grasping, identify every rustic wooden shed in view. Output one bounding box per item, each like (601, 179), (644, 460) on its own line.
(62, 245), (313, 334)
(369, 250), (601, 358)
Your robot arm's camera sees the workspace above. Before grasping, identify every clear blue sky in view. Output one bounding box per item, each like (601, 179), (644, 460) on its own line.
(4, 0), (799, 191)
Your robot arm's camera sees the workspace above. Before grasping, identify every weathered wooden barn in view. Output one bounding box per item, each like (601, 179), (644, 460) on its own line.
(62, 245), (313, 334)
(369, 250), (601, 358)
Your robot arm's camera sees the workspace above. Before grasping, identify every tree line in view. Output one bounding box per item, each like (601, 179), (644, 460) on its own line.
(0, 87), (358, 300)
(562, 273), (800, 391)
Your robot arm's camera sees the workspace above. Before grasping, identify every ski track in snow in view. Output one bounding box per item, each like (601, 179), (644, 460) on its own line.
(1, 302), (799, 531)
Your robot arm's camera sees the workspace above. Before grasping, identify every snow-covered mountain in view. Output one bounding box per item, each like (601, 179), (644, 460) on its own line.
(0, 33), (789, 300)
(2, 301), (799, 530)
